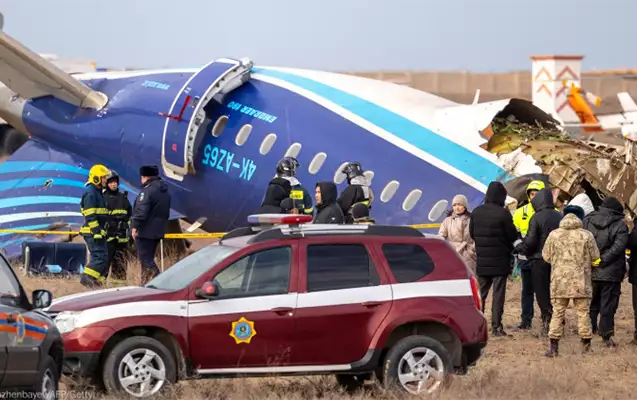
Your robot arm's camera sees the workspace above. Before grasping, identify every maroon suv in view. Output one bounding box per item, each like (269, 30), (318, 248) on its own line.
(45, 215), (487, 397)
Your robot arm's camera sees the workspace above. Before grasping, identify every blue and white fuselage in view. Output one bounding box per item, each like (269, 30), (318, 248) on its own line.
(0, 34), (553, 259)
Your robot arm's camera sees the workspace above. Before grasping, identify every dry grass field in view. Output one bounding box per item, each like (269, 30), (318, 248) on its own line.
(18, 256), (637, 400)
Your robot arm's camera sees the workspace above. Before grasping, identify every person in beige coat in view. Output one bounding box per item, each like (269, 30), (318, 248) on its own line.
(439, 194), (477, 272)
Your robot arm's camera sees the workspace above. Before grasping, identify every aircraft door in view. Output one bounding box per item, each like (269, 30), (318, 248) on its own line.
(161, 58), (253, 181)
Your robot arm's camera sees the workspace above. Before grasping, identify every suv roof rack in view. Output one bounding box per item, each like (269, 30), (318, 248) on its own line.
(247, 223), (424, 244)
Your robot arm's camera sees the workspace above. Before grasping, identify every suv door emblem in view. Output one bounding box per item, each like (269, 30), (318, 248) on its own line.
(230, 317), (257, 344)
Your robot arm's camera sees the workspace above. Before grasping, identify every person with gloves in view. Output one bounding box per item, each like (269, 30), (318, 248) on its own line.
(515, 187), (563, 336)
(541, 205), (600, 357)
(583, 196), (629, 347)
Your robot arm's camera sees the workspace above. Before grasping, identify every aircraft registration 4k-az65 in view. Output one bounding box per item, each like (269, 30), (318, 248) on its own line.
(0, 20), (617, 259)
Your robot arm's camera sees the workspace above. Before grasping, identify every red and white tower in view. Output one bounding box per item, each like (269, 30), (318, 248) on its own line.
(531, 54), (584, 123)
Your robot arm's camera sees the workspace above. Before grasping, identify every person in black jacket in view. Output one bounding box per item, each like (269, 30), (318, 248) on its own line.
(583, 196), (628, 347)
(627, 221), (637, 345)
(314, 182), (345, 224)
(469, 181), (519, 336)
(258, 176), (292, 213)
(131, 165), (171, 284)
(337, 162), (373, 223)
(515, 188), (563, 335)
(103, 170), (133, 280)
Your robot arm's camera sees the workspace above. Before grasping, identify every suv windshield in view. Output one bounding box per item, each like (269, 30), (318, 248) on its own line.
(144, 244), (239, 291)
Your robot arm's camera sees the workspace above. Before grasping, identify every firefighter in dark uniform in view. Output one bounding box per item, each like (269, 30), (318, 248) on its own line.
(277, 157), (314, 216)
(131, 165), (171, 284)
(79, 164), (110, 287)
(103, 170), (133, 281)
(337, 162), (373, 223)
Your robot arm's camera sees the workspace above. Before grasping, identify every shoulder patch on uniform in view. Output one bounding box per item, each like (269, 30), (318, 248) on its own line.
(138, 191), (145, 202)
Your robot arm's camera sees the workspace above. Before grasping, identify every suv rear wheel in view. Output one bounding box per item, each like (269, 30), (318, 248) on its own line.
(381, 335), (452, 395)
(102, 336), (177, 398)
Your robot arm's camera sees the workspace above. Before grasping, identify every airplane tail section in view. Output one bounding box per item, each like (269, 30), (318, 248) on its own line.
(618, 92), (637, 113)
(0, 28), (107, 109)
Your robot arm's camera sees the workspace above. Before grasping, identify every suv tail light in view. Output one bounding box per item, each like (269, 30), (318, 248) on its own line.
(469, 275), (482, 310)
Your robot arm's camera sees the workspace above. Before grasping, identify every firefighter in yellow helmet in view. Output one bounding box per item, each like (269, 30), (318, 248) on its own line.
(79, 164), (111, 287)
(512, 179), (545, 330)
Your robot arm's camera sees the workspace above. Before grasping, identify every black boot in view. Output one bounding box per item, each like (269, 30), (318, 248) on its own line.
(492, 325), (510, 337)
(545, 339), (559, 357)
(515, 321), (531, 331)
(602, 335), (617, 348)
(581, 338), (592, 353)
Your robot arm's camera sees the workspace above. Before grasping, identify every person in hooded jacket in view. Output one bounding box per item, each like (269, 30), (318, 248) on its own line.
(469, 181), (519, 336)
(515, 187), (563, 335)
(439, 194), (476, 273)
(314, 182), (345, 224)
(512, 180), (545, 330)
(583, 196), (629, 347)
(103, 170), (133, 281)
(627, 218), (637, 345)
(541, 206), (600, 357)
(337, 162), (373, 223)
(131, 165), (171, 285)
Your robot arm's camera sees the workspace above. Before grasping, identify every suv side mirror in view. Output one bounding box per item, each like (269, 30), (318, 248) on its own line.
(195, 281), (219, 300)
(32, 289), (52, 309)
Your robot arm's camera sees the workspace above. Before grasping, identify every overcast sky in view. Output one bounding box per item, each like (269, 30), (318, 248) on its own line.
(0, 0), (632, 72)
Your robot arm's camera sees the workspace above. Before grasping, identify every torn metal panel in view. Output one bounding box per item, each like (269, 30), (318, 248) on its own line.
(487, 118), (637, 217)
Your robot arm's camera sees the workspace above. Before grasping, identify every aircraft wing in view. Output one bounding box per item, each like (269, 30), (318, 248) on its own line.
(0, 29), (107, 109)
(0, 139), (183, 259)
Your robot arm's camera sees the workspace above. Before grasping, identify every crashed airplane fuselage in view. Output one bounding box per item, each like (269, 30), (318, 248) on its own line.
(0, 27), (632, 258)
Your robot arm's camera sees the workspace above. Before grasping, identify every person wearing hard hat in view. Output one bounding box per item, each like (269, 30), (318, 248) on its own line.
(512, 180), (545, 330)
(79, 164), (111, 287)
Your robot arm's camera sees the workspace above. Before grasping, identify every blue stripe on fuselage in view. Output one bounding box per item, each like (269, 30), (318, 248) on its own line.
(252, 68), (512, 186)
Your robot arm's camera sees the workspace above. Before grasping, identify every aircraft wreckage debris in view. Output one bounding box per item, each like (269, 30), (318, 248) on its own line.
(487, 117), (637, 219)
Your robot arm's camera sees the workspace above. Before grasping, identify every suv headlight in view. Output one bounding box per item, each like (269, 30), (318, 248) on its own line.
(54, 311), (82, 334)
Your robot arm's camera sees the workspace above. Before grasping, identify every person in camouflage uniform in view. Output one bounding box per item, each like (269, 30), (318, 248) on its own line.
(541, 207), (600, 357)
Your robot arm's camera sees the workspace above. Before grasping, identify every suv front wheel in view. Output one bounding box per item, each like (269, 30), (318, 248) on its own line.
(102, 336), (177, 398)
(382, 335), (452, 395)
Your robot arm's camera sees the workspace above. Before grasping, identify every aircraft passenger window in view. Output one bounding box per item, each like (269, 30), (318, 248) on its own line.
(211, 115), (228, 137)
(363, 170), (374, 184)
(260, 133), (278, 155)
(284, 143), (302, 159)
(380, 180), (400, 202)
(402, 189), (422, 211)
(308, 152), (327, 174)
(235, 124), (253, 146)
(333, 162), (350, 184)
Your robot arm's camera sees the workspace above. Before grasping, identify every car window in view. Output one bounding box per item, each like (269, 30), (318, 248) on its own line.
(145, 244), (239, 291)
(382, 243), (435, 283)
(306, 244), (379, 292)
(213, 246), (291, 298)
(0, 256), (22, 306)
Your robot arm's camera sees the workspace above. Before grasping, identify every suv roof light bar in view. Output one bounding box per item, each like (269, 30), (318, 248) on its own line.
(246, 214), (313, 225)
(247, 223), (424, 244)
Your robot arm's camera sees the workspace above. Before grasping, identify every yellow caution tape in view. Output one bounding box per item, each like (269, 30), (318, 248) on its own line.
(0, 222), (441, 240)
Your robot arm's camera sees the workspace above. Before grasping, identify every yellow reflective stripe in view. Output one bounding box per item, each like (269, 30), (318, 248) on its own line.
(107, 237), (117, 242)
(88, 221), (100, 228)
(83, 267), (102, 279)
(118, 238), (130, 243)
(303, 207), (314, 214)
(81, 207), (108, 216)
(109, 209), (128, 215)
(290, 190), (303, 200)
(79, 227), (92, 234)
